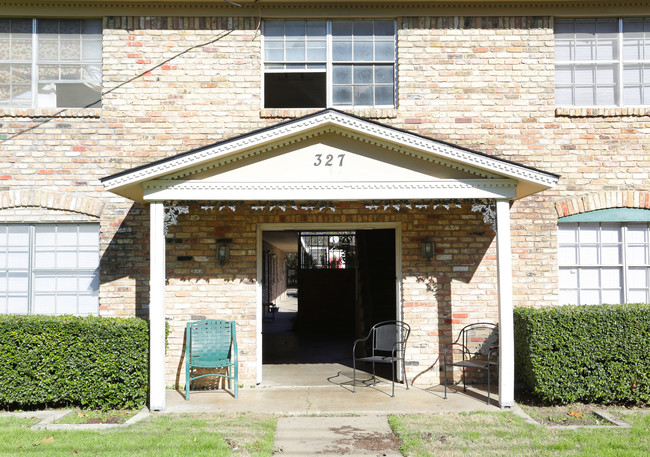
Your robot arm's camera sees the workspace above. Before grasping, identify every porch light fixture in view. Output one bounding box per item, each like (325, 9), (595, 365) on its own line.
(217, 238), (232, 265)
(421, 241), (435, 260)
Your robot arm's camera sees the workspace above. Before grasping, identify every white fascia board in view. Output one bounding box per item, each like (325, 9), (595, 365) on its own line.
(142, 178), (517, 201)
(320, 113), (558, 189)
(102, 111), (558, 201)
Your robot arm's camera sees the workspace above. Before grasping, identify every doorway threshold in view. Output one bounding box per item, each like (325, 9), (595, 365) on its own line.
(261, 362), (354, 388)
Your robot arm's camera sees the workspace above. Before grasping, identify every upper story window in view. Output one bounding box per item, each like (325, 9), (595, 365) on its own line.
(263, 19), (396, 109)
(555, 18), (650, 106)
(0, 224), (100, 315)
(0, 18), (102, 109)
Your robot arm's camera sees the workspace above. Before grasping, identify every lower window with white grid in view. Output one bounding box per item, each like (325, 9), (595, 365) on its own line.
(558, 221), (650, 305)
(0, 224), (99, 315)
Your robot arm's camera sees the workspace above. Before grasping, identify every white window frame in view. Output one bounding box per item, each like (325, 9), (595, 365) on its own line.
(555, 17), (650, 106)
(0, 18), (102, 109)
(558, 222), (650, 305)
(262, 19), (397, 109)
(0, 224), (100, 315)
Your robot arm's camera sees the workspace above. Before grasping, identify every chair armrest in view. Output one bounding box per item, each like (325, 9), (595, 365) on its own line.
(487, 345), (498, 364)
(352, 336), (370, 358)
(443, 343), (470, 364)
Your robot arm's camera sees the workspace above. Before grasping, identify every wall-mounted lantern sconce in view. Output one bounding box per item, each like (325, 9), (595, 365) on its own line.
(421, 240), (435, 260)
(216, 238), (232, 265)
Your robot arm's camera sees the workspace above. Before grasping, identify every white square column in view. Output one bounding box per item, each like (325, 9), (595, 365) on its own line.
(496, 198), (515, 408)
(149, 201), (167, 411)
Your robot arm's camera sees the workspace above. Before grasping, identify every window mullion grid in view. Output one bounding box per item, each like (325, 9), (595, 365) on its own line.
(640, 19), (650, 105)
(260, 22), (266, 108)
(27, 225), (35, 315)
(646, 223), (650, 304)
(618, 18), (624, 107)
(575, 224), (582, 305)
(598, 224), (604, 305)
(621, 223), (629, 303)
(326, 20), (333, 108)
(393, 20), (398, 107)
(31, 18), (37, 108)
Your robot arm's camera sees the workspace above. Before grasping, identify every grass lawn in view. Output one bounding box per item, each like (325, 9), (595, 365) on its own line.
(2, 408), (649, 456)
(0, 413), (276, 457)
(389, 411), (650, 457)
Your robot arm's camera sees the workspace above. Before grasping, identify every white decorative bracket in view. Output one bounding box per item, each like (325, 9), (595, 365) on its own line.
(163, 204), (189, 234)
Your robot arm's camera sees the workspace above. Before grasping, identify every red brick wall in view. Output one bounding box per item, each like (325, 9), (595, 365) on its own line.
(2, 12), (650, 387)
(163, 202), (495, 386)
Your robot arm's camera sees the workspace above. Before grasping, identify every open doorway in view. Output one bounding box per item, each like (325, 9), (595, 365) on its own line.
(261, 228), (397, 386)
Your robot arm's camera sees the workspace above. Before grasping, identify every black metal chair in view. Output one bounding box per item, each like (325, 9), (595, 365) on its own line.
(443, 322), (498, 404)
(352, 320), (410, 397)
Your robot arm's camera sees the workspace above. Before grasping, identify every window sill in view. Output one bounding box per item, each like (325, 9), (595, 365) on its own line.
(555, 106), (650, 118)
(0, 108), (101, 119)
(260, 108), (398, 120)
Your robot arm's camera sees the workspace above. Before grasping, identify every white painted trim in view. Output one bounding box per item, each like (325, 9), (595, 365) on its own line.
(256, 221), (402, 385)
(169, 132), (501, 182)
(496, 198), (514, 409)
(149, 201), (167, 412)
(258, 222), (402, 231)
(103, 110), (559, 195)
(256, 228), (263, 385)
(394, 224), (405, 382)
(143, 179), (517, 201)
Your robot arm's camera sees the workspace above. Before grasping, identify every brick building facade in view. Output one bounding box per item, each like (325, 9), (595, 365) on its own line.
(2, 1), (649, 410)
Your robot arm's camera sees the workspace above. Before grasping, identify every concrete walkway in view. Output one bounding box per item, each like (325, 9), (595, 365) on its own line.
(274, 415), (402, 457)
(167, 383), (499, 456)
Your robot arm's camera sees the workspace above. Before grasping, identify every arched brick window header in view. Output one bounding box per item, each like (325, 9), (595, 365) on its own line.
(0, 190), (105, 218)
(555, 191), (650, 219)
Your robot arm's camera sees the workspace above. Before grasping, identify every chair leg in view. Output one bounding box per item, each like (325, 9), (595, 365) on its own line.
(185, 369), (190, 401)
(487, 366), (490, 405)
(353, 358), (357, 393)
(402, 358), (409, 390)
(234, 362), (239, 399)
(391, 361), (395, 397)
(443, 360), (447, 400)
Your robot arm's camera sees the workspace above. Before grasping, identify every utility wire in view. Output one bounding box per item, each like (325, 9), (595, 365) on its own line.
(1, 29), (234, 144)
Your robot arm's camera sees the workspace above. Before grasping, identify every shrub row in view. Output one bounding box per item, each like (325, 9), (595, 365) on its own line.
(514, 304), (650, 405)
(0, 315), (149, 410)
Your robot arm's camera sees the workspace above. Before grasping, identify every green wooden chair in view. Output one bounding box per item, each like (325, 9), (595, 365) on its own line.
(185, 319), (238, 399)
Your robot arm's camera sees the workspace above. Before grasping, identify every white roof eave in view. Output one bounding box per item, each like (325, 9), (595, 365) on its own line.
(101, 110), (559, 203)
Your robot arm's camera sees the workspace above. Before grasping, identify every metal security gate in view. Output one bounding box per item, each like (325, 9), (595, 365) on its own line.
(298, 231), (356, 270)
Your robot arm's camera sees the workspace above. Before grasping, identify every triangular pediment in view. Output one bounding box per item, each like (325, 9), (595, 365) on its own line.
(101, 110), (558, 202)
(171, 132), (495, 183)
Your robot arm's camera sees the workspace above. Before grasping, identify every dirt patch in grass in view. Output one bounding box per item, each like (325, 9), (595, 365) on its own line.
(177, 413), (276, 457)
(323, 424), (401, 455)
(521, 403), (609, 426)
(520, 402), (650, 427)
(0, 417), (40, 428)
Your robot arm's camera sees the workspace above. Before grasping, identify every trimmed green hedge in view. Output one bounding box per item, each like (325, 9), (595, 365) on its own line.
(0, 315), (148, 410)
(514, 304), (650, 405)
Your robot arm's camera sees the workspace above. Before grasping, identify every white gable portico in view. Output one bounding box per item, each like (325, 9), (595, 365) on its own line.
(102, 109), (559, 411)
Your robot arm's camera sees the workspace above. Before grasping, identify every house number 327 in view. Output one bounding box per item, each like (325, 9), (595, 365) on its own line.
(314, 154), (345, 167)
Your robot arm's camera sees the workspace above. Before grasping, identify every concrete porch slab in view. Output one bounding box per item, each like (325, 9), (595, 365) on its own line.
(164, 383), (500, 415)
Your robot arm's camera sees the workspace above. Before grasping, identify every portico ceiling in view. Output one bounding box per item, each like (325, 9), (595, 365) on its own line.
(101, 109), (558, 203)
